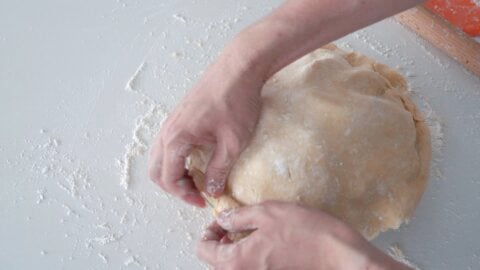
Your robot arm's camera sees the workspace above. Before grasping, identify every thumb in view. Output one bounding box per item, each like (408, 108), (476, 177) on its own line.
(204, 142), (236, 197)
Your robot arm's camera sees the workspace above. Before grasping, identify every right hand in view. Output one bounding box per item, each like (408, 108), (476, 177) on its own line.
(197, 201), (412, 270)
(148, 49), (265, 207)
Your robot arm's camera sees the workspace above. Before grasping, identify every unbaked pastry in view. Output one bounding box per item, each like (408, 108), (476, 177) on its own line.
(188, 44), (431, 240)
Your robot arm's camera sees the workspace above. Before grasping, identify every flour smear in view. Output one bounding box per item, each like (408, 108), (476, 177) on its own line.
(119, 61), (168, 189)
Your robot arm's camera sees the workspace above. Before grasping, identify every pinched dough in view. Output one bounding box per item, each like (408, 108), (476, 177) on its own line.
(188, 44), (431, 240)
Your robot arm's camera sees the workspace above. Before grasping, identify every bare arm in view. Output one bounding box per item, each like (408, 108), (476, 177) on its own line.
(149, 0), (425, 208)
(224, 0), (424, 80)
(151, 1), (424, 267)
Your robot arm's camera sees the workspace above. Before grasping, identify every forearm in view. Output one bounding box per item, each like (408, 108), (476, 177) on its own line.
(222, 0), (424, 81)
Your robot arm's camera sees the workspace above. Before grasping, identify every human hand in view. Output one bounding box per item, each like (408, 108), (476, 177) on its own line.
(197, 201), (412, 270)
(148, 48), (264, 207)
(148, 0), (425, 209)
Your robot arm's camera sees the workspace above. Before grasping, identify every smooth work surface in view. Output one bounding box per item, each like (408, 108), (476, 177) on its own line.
(1, 1), (480, 269)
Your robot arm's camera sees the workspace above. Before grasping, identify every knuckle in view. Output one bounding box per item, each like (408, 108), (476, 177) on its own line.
(254, 202), (278, 224)
(164, 137), (193, 159)
(252, 205), (268, 219)
(219, 128), (244, 156)
(226, 145), (241, 162)
(163, 129), (187, 148)
(163, 133), (180, 149)
(164, 178), (181, 193)
(225, 133), (244, 156)
(151, 175), (179, 196)
(148, 165), (162, 182)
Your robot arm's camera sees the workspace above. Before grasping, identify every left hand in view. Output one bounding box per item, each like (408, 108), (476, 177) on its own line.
(148, 47), (264, 207)
(196, 201), (411, 270)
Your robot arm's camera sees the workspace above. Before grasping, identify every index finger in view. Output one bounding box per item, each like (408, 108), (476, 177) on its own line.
(196, 222), (237, 265)
(162, 141), (206, 207)
(161, 141), (191, 190)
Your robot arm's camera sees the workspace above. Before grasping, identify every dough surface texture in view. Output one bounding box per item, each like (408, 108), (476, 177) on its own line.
(189, 44), (431, 240)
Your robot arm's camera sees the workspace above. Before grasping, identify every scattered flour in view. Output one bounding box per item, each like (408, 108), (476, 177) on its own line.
(98, 252), (109, 264)
(61, 204), (80, 218)
(273, 158), (288, 177)
(41, 166), (50, 175)
(125, 62), (146, 95)
(172, 13), (187, 23)
(411, 91), (445, 179)
(36, 189), (46, 204)
(118, 103), (167, 189)
(124, 255), (141, 267)
(0, 2), (264, 269)
(93, 233), (122, 246)
(388, 245), (422, 270)
(120, 60), (168, 189)
(352, 30), (398, 58)
(7, 2), (462, 269)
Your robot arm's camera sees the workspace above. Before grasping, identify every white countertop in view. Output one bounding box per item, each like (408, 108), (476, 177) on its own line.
(1, 0), (480, 269)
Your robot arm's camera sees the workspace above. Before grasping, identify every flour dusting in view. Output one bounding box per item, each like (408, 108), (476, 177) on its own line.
(0, 1), (268, 269)
(411, 91), (445, 179)
(36, 189), (46, 204)
(118, 103), (167, 190)
(125, 61), (146, 94)
(120, 58), (169, 189)
(274, 158), (288, 177)
(97, 252), (109, 264)
(123, 255), (141, 267)
(172, 13), (187, 23)
(388, 245), (422, 270)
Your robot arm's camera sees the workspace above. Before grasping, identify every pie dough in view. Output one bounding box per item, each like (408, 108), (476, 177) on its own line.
(188, 44), (431, 240)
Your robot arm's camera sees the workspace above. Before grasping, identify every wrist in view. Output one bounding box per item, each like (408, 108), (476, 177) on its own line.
(220, 15), (295, 85)
(210, 40), (270, 97)
(219, 33), (272, 85)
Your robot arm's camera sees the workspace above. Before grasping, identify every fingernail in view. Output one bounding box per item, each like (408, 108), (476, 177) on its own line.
(206, 178), (225, 196)
(201, 229), (216, 241)
(176, 178), (188, 189)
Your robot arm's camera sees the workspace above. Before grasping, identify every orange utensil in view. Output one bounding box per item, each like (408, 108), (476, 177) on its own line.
(395, 6), (480, 77)
(424, 0), (480, 37)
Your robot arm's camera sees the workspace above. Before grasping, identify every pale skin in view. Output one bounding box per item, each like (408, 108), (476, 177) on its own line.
(199, 202), (412, 270)
(149, 0), (424, 269)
